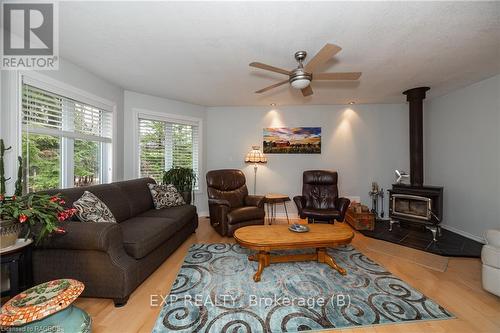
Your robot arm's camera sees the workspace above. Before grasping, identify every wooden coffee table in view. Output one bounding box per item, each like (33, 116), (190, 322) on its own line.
(234, 223), (354, 282)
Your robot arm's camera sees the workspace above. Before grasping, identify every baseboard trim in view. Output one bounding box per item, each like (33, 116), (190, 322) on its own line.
(198, 212), (298, 219)
(198, 211), (486, 244)
(440, 224), (486, 244)
(198, 211), (209, 218)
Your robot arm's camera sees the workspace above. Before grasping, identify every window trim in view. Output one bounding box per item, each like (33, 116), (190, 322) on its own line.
(19, 71), (117, 188)
(132, 108), (203, 194)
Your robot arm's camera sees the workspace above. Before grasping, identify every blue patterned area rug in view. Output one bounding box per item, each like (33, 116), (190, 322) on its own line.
(152, 243), (453, 332)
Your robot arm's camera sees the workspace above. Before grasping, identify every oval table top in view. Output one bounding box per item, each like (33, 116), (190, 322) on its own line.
(234, 223), (354, 251)
(0, 279), (84, 326)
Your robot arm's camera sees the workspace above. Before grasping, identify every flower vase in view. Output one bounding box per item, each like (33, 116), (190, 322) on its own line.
(0, 219), (22, 249)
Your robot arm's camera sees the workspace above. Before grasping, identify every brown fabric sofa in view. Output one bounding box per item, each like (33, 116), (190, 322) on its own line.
(33, 178), (198, 306)
(206, 169), (265, 236)
(293, 170), (350, 223)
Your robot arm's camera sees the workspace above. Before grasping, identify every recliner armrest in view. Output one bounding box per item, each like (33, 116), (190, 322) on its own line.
(485, 229), (500, 248)
(335, 197), (351, 222)
(36, 221), (123, 252)
(293, 195), (306, 215)
(208, 198), (231, 207)
(245, 195), (265, 208)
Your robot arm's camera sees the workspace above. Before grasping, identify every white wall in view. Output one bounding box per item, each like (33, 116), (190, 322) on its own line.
(123, 90), (208, 213)
(0, 58), (124, 193)
(206, 104), (409, 217)
(426, 74), (500, 241)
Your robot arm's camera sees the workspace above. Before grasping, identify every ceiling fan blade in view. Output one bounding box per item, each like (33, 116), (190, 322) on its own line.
(314, 72), (362, 80)
(301, 85), (313, 97)
(249, 62), (292, 76)
(255, 80), (289, 93)
(305, 43), (342, 73)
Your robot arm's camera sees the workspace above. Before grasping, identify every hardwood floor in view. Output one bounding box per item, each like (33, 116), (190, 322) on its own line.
(75, 218), (500, 333)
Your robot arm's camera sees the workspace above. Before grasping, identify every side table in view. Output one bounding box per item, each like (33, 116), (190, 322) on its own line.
(0, 279), (91, 332)
(0, 239), (33, 299)
(265, 194), (291, 224)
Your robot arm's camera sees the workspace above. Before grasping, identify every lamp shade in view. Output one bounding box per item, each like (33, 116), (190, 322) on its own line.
(245, 145), (267, 163)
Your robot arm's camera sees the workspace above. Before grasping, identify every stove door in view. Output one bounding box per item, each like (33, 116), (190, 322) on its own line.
(391, 194), (432, 221)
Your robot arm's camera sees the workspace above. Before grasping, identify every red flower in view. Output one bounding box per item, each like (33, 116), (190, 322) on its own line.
(54, 227), (66, 234)
(57, 212), (67, 222)
(59, 199), (66, 205)
(18, 214), (28, 223)
(0, 194), (4, 201)
(11, 195), (16, 201)
(49, 196), (58, 202)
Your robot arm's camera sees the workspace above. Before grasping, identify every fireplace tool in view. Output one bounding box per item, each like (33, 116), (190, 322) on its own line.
(368, 182), (385, 219)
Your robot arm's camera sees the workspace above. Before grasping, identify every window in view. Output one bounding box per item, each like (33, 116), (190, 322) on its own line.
(22, 83), (112, 192)
(138, 115), (200, 188)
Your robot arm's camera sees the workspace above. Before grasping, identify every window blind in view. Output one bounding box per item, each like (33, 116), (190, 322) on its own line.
(138, 117), (199, 186)
(139, 119), (166, 182)
(22, 84), (112, 143)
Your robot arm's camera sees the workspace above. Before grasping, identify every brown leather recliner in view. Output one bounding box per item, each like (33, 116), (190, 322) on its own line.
(293, 170), (350, 223)
(206, 169), (265, 236)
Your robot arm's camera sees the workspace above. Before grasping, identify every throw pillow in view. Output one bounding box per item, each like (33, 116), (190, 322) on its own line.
(73, 191), (117, 223)
(148, 183), (186, 209)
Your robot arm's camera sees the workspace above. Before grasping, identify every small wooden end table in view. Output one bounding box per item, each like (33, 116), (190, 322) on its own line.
(265, 194), (291, 224)
(234, 223), (354, 282)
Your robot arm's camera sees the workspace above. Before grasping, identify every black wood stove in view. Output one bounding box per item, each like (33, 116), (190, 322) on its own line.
(389, 87), (444, 241)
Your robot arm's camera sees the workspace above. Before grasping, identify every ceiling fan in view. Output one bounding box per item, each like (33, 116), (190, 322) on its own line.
(249, 43), (361, 97)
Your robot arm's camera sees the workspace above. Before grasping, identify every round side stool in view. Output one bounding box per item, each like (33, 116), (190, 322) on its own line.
(0, 279), (91, 332)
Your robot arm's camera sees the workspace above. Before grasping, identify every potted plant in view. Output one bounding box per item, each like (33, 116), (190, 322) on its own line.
(0, 139), (76, 247)
(163, 167), (197, 204)
(0, 193), (76, 245)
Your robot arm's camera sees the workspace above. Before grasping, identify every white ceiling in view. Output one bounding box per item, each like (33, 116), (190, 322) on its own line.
(59, 1), (500, 106)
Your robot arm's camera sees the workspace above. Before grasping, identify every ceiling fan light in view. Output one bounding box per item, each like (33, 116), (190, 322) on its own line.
(291, 79), (311, 89)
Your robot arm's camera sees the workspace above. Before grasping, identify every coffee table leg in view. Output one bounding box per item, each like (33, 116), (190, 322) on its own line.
(317, 248), (347, 275)
(250, 251), (269, 282)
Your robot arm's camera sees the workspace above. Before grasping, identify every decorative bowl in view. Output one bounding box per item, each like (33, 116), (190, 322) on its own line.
(288, 224), (310, 233)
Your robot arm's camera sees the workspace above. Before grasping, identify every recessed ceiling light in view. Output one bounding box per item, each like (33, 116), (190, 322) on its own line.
(270, 103), (276, 107)
(348, 101), (355, 105)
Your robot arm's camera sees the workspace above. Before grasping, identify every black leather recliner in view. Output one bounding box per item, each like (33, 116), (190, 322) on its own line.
(206, 169), (265, 236)
(293, 170), (350, 223)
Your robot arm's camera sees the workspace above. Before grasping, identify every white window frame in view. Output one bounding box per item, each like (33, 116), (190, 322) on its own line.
(132, 108), (203, 194)
(18, 71), (117, 189)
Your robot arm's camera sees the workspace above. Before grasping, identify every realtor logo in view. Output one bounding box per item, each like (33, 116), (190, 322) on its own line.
(1, 1), (58, 70)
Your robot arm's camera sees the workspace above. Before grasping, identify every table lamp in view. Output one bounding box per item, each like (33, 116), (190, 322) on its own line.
(245, 145), (267, 195)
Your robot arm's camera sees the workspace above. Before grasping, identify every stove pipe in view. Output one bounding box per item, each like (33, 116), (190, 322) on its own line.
(402, 87), (430, 187)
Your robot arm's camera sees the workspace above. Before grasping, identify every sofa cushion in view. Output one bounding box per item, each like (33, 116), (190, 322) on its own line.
(147, 183), (185, 209)
(139, 205), (197, 223)
(73, 191), (117, 223)
(45, 184), (131, 222)
(120, 216), (184, 259)
(114, 178), (156, 216)
(227, 206), (265, 225)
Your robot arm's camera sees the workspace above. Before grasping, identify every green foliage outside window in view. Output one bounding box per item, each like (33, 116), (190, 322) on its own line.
(140, 120), (165, 183)
(22, 134), (60, 192)
(139, 120), (196, 185)
(22, 84), (106, 191)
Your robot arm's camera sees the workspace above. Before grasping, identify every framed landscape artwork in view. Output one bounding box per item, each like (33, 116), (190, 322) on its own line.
(263, 127), (321, 154)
